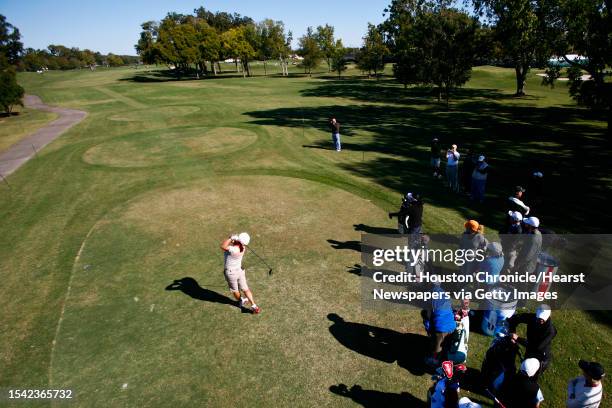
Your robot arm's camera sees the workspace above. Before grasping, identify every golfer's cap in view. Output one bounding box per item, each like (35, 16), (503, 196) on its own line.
(405, 192), (415, 201)
(579, 360), (605, 380)
(515, 185), (526, 193)
(521, 358), (541, 377)
(486, 242), (503, 257)
(508, 210), (523, 221)
(432, 137), (439, 142)
(238, 232), (250, 245)
(464, 220), (480, 232)
(458, 397), (482, 408)
(478, 155), (485, 162)
(536, 304), (551, 321)
(533, 171), (544, 178)
(524, 216), (540, 228)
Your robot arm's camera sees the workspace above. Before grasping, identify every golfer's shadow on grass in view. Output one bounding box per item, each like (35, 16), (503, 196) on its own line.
(329, 383), (427, 408)
(327, 313), (431, 376)
(165, 277), (234, 306)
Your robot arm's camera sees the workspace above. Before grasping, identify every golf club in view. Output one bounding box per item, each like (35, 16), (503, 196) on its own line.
(246, 244), (273, 275)
(485, 388), (507, 408)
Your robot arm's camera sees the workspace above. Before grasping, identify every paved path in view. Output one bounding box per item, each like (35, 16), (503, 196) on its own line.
(0, 95), (87, 178)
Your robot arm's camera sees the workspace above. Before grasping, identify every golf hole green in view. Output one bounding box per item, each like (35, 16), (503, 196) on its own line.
(51, 176), (393, 405)
(82, 127), (257, 167)
(108, 105), (200, 122)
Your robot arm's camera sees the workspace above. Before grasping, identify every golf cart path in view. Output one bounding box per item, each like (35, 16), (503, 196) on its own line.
(0, 94), (87, 177)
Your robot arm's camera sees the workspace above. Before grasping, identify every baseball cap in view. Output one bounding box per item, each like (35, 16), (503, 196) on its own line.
(521, 358), (541, 377)
(536, 304), (551, 321)
(515, 185), (526, 193)
(508, 210), (523, 221)
(458, 398), (482, 408)
(238, 232), (251, 245)
(478, 155), (485, 162)
(533, 171), (544, 178)
(464, 220), (480, 232)
(524, 217), (540, 228)
(579, 360), (605, 380)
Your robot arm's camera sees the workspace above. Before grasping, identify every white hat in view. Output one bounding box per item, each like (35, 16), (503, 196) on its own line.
(238, 232), (250, 245)
(405, 192), (416, 202)
(521, 358), (541, 377)
(523, 216), (540, 228)
(508, 211), (523, 221)
(487, 242), (503, 257)
(458, 397), (482, 408)
(533, 171), (544, 178)
(478, 155), (485, 162)
(536, 304), (551, 321)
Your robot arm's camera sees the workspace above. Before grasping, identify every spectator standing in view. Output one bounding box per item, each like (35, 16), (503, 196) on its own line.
(508, 304), (557, 375)
(514, 216), (542, 275)
(329, 117), (341, 152)
(471, 155), (489, 202)
(446, 144), (460, 192)
(500, 358), (545, 408)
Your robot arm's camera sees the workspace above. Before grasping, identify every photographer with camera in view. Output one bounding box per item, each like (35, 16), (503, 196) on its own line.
(388, 192), (423, 234)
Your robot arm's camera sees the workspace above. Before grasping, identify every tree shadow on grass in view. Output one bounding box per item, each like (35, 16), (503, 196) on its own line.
(327, 313), (431, 376)
(300, 78), (521, 107)
(329, 383), (427, 408)
(165, 277), (234, 306)
(245, 96), (610, 232)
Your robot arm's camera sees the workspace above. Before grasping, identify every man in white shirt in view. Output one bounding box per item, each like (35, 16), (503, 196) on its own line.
(220, 232), (261, 314)
(567, 360), (605, 408)
(446, 144), (460, 192)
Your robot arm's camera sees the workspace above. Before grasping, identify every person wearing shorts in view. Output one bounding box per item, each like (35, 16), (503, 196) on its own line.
(221, 232), (261, 314)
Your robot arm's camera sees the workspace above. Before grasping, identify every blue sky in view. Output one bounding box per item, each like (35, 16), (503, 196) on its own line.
(0, 0), (393, 55)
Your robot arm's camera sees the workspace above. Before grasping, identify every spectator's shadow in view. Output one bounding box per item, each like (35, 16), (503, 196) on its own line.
(354, 223), (398, 235)
(327, 313), (431, 375)
(330, 384), (427, 407)
(165, 277), (234, 305)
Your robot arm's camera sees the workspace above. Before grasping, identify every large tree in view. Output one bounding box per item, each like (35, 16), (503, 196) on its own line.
(0, 67), (24, 114)
(315, 24), (336, 72)
(298, 27), (322, 76)
(331, 40), (348, 78)
(0, 14), (23, 68)
(542, 0), (612, 133)
(416, 8), (478, 104)
(135, 21), (160, 64)
(473, 0), (548, 96)
(357, 23), (389, 77)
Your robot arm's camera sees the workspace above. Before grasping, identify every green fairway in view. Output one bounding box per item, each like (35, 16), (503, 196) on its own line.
(1, 65), (611, 407)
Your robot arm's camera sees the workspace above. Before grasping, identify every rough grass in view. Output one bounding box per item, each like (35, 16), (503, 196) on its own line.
(1, 64), (610, 407)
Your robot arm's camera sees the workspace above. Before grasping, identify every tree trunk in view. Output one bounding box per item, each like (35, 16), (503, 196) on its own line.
(263, 60), (267, 76)
(515, 64), (527, 96)
(212, 61), (217, 76)
(235, 60), (239, 72)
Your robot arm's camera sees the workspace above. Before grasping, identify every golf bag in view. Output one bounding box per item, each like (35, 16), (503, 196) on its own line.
(445, 319), (469, 364)
(480, 335), (522, 393)
(428, 360), (467, 408)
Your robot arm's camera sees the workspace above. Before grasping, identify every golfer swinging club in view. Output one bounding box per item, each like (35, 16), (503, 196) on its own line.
(220, 232), (261, 314)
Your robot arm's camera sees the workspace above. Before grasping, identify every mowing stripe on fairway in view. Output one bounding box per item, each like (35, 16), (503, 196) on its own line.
(95, 87), (147, 109)
(48, 221), (99, 388)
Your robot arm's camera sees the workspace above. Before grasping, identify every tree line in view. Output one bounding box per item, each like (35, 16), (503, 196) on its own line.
(21, 46), (139, 71)
(135, 7), (293, 77)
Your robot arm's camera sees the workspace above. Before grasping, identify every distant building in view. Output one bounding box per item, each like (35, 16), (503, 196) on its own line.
(548, 54), (588, 67)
